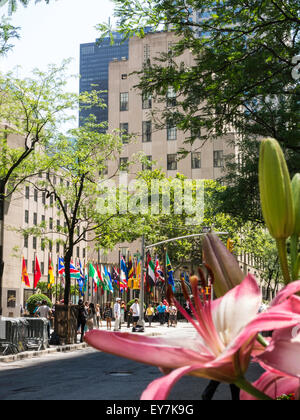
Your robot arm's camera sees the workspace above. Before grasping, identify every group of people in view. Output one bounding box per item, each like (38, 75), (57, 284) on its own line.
(76, 298), (178, 342)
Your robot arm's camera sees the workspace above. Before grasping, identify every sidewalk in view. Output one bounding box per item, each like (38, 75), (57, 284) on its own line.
(0, 320), (195, 364)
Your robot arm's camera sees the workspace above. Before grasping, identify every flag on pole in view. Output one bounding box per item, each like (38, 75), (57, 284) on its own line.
(78, 260), (85, 296)
(70, 261), (80, 279)
(127, 256), (133, 287)
(147, 253), (156, 287)
(120, 256), (129, 289)
(58, 257), (65, 275)
(22, 257), (30, 287)
(166, 253), (175, 291)
(48, 256), (55, 289)
(89, 263), (99, 292)
(155, 256), (164, 282)
(33, 256), (41, 289)
(104, 266), (114, 293)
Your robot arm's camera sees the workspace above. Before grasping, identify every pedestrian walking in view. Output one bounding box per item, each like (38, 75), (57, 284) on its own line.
(96, 304), (102, 329)
(146, 303), (154, 327)
(120, 301), (126, 324)
(168, 304), (177, 327)
(36, 300), (52, 339)
(113, 298), (122, 331)
(77, 299), (88, 343)
(104, 302), (113, 330)
(130, 298), (140, 328)
(156, 302), (166, 325)
(86, 303), (96, 331)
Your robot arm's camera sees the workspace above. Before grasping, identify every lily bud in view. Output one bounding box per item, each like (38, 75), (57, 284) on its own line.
(259, 138), (295, 239)
(291, 174), (300, 237)
(202, 233), (244, 298)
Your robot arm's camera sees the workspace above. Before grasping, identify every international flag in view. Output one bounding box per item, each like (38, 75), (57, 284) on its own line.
(155, 256), (164, 282)
(96, 264), (104, 294)
(33, 256), (41, 289)
(22, 257), (30, 287)
(133, 259), (141, 290)
(89, 263), (99, 292)
(78, 260), (85, 296)
(58, 257), (65, 275)
(166, 253), (175, 292)
(120, 256), (129, 289)
(147, 253), (155, 287)
(127, 256), (134, 284)
(48, 256), (55, 289)
(104, 266), (114, 293)
(70, 260), (80, 279)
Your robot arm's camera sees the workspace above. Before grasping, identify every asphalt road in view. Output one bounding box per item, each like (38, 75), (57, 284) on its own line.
(0, 346), (264, 400)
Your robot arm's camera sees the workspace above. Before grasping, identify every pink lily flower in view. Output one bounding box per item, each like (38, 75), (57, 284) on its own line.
(257, 326), (300, 379)
(85, 275), (300, 400)
(240, 372), (300, 400)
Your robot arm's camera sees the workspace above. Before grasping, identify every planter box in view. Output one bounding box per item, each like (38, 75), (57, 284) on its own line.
(54, 304), (79, 345)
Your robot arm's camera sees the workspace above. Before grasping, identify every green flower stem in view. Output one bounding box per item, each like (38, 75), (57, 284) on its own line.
(235, 377), (273, 401)
(290, 234), (299, 281)
(276, 238), (291, 285)
(257, 333), (268, 348)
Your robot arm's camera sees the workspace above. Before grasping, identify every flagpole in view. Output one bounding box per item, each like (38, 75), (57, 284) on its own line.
(137, 235), (145, 330)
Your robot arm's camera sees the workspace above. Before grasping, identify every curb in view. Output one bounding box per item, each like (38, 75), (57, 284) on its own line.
(0, 342), (88, 363)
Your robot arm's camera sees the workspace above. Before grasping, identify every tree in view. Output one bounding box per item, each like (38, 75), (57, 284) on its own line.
(98, 0), (300, 221)
(21, 118), (123, 305)
(0, 62), (78, 314)
(0, 0), (52, 15)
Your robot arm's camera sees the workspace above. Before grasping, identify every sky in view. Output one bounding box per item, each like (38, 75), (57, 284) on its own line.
(0, 0), (115, 128)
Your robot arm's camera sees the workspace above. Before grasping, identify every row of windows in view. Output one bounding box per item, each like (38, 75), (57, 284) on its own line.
(119, 121), (192, 143)
(119, 151), (224, 171)
(24, 236), (86, 259)
(119, 89), (176, 112)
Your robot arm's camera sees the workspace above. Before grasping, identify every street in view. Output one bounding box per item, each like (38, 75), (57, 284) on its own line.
(0, 322), (264, 400)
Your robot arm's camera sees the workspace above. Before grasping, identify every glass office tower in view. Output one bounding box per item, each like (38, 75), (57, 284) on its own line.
(79, 33), (129, 127)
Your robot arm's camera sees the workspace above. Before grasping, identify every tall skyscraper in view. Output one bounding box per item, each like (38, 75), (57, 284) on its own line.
(79, 33), (129, 127)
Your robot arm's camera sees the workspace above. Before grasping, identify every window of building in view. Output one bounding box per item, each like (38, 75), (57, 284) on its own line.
(191, 152), (201, 169)
(42, 192), (46, 205)
(167, 154), (177, 171)
(24, 235), (28, 248)
(49, 218), (53, 230)
(33, 237), (37, 250)
(50, 195), (53, 206)
(83, 248), (86, 259)
(33, 213), (37, 226)
(41, 239), (45, 251)
(121, 74), (127, 80)
(119, 157), (129, 172)
(120, 123), (129, 143)
(41, 262), (44, 275)
(142, 92), (152, 109)
(56, 242), (60, 254)
(7, 290), (16, 308)
(167, 86), (177, 107)
(34, 189), (38, 202)
(25, 186), (30, 199)
(25, 210), (29, 224)
(213, 150), (224, 168)
(120, 92), (129, 111)
(77, 247), (80, 258)
(142, 121), (152, 143)
(167, 120), (177, 141)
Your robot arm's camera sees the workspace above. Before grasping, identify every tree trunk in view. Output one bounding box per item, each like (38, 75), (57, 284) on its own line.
(0, 182), (5, 316)
(64, 252), (72, 306)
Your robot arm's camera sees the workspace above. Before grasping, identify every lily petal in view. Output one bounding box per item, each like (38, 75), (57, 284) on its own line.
(240, 372), (300, 400)
(257, 327), (300, 378)
(271, 280), (300, 306)
(141, 365), (203, 400)
(85, 330), (213, 369)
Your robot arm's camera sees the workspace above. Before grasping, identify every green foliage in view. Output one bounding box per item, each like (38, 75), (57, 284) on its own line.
(26, 293), (52, 315)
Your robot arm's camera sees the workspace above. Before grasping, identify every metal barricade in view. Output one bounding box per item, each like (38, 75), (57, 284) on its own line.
(21, 318), (49, 351)
(0, 318), (24, 355)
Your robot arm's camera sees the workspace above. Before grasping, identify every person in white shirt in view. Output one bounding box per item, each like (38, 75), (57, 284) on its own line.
(130, 298), (140, 327)
(113, 298), (121, 331)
